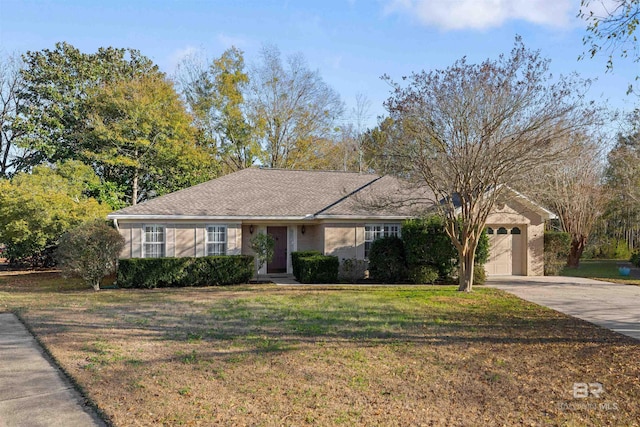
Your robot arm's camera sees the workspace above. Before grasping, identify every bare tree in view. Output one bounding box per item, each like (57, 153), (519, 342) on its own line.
(580, 0), (640, 92)
(249, 45), (344, 169)
(603, 111), (640, 248)
(0, 52), (29, 177)
(382, 38), (595, 292)
(525, 136), (609, 267)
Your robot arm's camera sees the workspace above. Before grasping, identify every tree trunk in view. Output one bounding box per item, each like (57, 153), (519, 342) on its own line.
(132, 168), (139, 206)
(458, 249), (475, 292)
(567, 235), (586, 268)
(92, 280), (100, 291)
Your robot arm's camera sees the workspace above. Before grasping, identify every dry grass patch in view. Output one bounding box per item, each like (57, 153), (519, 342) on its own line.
(1, 271), (639, 426)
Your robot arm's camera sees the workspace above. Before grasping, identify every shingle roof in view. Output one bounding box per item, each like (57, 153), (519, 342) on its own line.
(109, 168), (430, 219)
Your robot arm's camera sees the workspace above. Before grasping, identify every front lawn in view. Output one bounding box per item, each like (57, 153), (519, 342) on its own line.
(561, 259), (640, 286)
(1, 272), (638, 426)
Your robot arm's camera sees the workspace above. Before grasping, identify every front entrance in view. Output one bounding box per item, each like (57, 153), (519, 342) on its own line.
(267, 226), (288, 273)
(485, 225), (525, 276)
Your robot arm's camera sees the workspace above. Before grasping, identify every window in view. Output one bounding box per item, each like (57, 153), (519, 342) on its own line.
(206, 225), (227, 255)
(497, 227), (508, 235)
(364, 223), (400, 258)
(511, 227), (521, 235)
(143, 225), (165, 258)
(486, 227), (494, 235)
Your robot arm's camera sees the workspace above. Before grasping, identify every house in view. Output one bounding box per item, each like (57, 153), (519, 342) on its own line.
(107, 168), (555, 277)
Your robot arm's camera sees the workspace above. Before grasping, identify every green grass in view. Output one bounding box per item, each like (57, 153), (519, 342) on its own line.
(560, 259), (640, 285)
(2, 271), (639, 426)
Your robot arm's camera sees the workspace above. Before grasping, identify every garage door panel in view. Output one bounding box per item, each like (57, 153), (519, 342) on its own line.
(486, 225), (525, 276)
(511, 233), (524, 275)
(488, 233), (511, 275)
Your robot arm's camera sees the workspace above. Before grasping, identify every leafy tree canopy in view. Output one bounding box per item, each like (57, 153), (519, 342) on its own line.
(0, 161), (111, 262)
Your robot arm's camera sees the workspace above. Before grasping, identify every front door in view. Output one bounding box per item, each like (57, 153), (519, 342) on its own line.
(267, 226), (287, 273)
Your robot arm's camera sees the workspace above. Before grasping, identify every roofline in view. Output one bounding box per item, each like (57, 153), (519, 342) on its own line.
(107, 213), (412, 221)
(107, 214), (311, 221)
(314, 214), (411, 220)
(312, 176), (382, 216)
(451, 185), (557, 220)
(505, 186), (557, 220)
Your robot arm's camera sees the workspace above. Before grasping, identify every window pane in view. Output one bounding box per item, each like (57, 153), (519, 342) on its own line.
(206, 226), (227, 255)
(144, 225), (165, 258)
(511, 227), (521, 235)
(497, 227), (508, 235)
(487, 227), (494, 235)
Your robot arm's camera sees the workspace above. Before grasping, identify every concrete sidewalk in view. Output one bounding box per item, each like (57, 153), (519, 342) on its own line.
(487, 276), (640, 341)
(0, 313), (104, 427)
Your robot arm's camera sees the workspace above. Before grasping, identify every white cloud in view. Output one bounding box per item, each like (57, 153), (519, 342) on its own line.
(168, 45), (203, 73)
(384, 0), (575, 30)
(216, 33), (249, 49)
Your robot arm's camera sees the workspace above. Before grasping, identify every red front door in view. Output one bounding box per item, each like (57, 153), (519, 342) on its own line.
(267, 227), (287, 273)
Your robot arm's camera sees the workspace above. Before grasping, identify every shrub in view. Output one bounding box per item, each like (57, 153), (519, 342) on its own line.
(408, 265), (439, 284)
(544, 231), (571, 275)
(339, 258), (368, 283)
(402, 217), (457, 278)
(291, 250), (322, 279)
(56, 220), (125, 290)
(401, 216), (489, 282)
(368, 235), (407, 283)
(297, 255), (339, 284)
(117, 255), (253, 288)
(473, 264), (487, 285)
(250, 233), (275, 276)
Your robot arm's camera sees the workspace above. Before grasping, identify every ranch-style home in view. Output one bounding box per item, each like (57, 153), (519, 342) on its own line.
(107, 167), (555, 277)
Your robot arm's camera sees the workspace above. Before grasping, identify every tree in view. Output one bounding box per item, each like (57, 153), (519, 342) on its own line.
(57, 220), (125, 291)
(524, 136), (609, 267)
(580, 0), (640, 92)
(0, 52), (31, 177)
(84, 74), (217, 205)
(18, 42), (162, 166)
(249, 45), (344, 168)
(250, 232), (275, 278)
(177, 47), (261, 173)
(381, 38), (595, 292)
(0, 161), (111, 264)
(603, 113), (640, 249)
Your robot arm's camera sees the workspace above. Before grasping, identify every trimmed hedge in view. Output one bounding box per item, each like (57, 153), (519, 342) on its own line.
(291, 250), (322, 279)
(296, 255), (339, 284)
(117, 255), (254, 288)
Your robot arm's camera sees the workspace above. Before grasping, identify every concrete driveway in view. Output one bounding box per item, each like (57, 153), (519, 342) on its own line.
(487, 276), (640, 341)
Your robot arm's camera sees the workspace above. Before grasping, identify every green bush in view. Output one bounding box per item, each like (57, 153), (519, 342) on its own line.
(544, 232), (571, 275)
(401, 216), (489, 282)
(56, 220), (125, 291)
(630, 250), (640, 267)
(368, 235), (407, 283)
(473, 264), (487, 285)
(291, 250), (322, 279)
(297, 255), (339, 284)
(402, 217), (457, 278)
(408, 265), (439, 284)
(339, 258), (368, 283)
(117, 255), (253, 288)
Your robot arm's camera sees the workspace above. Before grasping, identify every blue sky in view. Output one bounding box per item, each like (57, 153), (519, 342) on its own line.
(1, 0), (637, 127)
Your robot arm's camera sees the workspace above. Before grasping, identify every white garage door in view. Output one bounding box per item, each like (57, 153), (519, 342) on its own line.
(485, 226), (524, 276)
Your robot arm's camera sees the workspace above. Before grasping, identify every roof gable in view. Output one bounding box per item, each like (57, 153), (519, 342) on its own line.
(109, 168), (387, 218)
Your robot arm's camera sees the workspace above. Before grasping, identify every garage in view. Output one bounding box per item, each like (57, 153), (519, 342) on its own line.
(485, 225), (525, 276)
